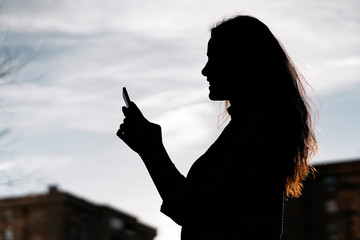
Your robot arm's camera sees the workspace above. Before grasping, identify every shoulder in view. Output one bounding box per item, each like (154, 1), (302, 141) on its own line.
(223, 111), (287, 169)
(225, 109), (278, 145)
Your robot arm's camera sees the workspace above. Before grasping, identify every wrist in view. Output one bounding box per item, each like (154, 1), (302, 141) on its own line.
(138, 142), (165, 159)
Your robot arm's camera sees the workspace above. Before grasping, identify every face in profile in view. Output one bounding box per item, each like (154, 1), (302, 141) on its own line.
(202, 38), (233, 101)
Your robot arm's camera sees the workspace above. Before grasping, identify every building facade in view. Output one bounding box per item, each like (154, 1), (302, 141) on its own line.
(282, 159), (360, 240)
(0, 186), (156, 240)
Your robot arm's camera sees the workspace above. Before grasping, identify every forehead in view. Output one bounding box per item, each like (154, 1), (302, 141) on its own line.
(207, 37), (237, 59)
(207, 37), (223, 55)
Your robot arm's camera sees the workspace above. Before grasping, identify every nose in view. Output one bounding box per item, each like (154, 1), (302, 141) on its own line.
(201, 62), (208, 77)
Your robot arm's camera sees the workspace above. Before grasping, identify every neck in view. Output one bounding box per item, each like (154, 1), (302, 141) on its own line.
(228, 100), (268, 118)
(228, 100), (253, 112)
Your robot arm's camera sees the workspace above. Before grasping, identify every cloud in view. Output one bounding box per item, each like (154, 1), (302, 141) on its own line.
(314, 83), (360, 162)
(0, 161), (16, 171)
(328, 56), (360, 67)
(308, 56), (360, 95)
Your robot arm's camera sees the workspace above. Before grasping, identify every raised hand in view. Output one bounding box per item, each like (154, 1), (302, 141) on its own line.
(117, 101), (163, 156)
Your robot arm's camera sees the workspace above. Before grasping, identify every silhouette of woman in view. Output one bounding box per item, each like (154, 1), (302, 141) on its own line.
(117, 15), (317, 240)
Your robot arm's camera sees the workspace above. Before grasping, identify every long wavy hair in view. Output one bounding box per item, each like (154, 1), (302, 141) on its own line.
(211, 15), (317, 198)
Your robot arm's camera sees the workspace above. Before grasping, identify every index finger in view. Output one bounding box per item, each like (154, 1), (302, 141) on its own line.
(122, 101), (145, 120)
(128, 101), (144, 118)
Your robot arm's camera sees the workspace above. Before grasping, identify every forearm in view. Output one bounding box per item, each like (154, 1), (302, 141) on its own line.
(117, 102), (185, 202)
(139, 143), (185, 201)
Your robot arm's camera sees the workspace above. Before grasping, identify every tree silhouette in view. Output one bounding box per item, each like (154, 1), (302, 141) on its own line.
(0, 43), (30, 187)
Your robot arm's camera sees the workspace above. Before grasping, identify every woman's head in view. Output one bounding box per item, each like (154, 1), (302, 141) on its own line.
(203, 15), (294, 104)
(203, 15), (317, 198)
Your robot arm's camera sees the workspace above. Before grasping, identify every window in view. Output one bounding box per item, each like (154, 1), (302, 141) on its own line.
(326, 223), (338, 240)
(4, 228), (14, 240)
(4, 210), (13, 223)
(325, 199), (338, 214)
(80, 230), (89, 240)
(324, 176), (337, 192)
(109, 217), (125, 231)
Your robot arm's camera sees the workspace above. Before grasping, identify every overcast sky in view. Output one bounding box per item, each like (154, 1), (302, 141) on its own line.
(0, 0), (359, 239)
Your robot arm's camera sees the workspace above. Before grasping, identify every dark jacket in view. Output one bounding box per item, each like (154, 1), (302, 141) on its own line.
(159, 108), (287, 239)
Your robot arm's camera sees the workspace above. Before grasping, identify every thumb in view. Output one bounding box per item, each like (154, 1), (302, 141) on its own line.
(116, 129), (130, 144)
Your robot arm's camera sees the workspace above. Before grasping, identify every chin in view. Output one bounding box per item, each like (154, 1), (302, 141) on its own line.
(208, 95), (217, 101)
(208, 92), (226, 101)
(208, 91), (217, 100)
(208, 87), (229, 101)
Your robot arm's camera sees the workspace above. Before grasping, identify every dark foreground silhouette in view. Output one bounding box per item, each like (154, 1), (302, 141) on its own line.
(117, 15), (317, 240)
